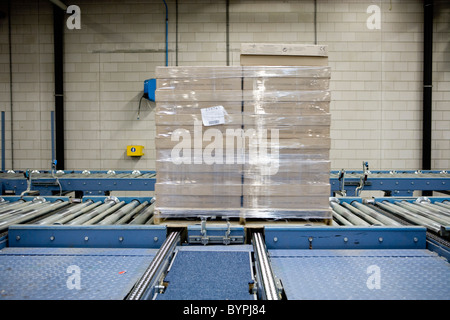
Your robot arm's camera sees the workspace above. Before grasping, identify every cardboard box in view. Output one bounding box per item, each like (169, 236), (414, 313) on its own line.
(240, 43), (328, 66)
(241, 150), (330, 173)
(156, 66), (243, 79)
(156, 158), (243, 173)
(241, 43), (328, 57)
(241, 127), (329, 140)
(156, 124), (244, 136)
(244, 171), (330, 185)
(156, 139), (329, 162)
(236, 126), (329, 140)
(155, 89), (243, 102)
(155, 195), (242, 209)
(157, 78), (241, 90)
(242, 66), (330, 91)
(243, 77), (330, 91)
(241, 208), (332, 220)
(155, 183), (242, 196)
(156, 148), (248, 169)
(243, 195), (330, 210)
(243, 183), (330, 197)
(247, 137), (331, 150)
(156, 171), (242, 184)
(155, 113), (242, 126)
(242, 113), (331, 126)
(245, 158), (331, 180)
(241, 55), (328, 66)
(243, 65), (331, 78)
(244, 159), (330, 173)
(242, 89), (331, 103)
(157, 121), (330, 140)
(155, 133), (247, 150)
(156, 102), (243, 126)
(245, 149), (330, 161)
(243, 101), (330, 115)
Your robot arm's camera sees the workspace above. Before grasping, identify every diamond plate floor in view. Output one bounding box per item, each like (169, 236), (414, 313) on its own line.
(0, 247), (157, 300)
(270, 249), (450, 300)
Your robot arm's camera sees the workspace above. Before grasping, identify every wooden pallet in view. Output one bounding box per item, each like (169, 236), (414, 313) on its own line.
(151, 212), (332, 228)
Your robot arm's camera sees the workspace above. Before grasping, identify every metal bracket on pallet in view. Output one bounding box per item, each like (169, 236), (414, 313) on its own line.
(201, 218), (209, 245)
(223, 221), (231, 245)
(187, 221), (245, 245)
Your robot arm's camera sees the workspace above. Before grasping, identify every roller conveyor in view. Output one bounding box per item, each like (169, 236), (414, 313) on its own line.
(2, 169), (450, 197)
(0, 195), (449, 301)
(331, 197), (450, 239)
(330, 169), (450, 196)
(0, 170), (156, 196)
(0, 196), (156, 233)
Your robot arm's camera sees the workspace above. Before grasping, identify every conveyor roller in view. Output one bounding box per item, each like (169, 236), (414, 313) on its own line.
(0, 196), (155, 232)
(331, 197), (450, 239)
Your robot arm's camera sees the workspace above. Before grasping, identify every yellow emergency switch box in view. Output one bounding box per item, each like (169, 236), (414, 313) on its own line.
(127, 145), (144, 157)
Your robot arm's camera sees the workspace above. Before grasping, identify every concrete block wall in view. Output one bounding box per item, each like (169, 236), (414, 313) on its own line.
(0, 0), (449, 172)
(321, 0), (426, 170)
(0, 0), (54, 170)
(432, 1), (450, 170)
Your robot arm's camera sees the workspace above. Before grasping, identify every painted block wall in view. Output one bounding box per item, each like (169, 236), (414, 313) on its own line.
(0, 0), (448, 172)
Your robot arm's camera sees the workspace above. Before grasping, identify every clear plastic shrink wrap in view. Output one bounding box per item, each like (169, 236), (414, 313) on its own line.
(155, 65), (331, 219)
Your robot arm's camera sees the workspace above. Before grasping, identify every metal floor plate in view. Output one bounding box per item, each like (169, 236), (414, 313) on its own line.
(156, 245), (255, 300)
(270, 249), (450, 300)
(0, 247), (157, 300)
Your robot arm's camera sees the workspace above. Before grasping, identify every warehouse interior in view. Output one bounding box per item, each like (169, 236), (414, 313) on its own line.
(0, 0), (449, 302)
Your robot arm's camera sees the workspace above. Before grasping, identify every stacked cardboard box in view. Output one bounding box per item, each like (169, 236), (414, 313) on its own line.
(241, 66), (331, 218)
(155, 66), (244, 217)
(240, 43), (328, 67)
(154, 44), (331, 220)
(240, 44), (331, 219)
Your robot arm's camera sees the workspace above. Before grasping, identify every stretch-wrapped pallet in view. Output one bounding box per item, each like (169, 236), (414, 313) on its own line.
(154, 63), (331, 220)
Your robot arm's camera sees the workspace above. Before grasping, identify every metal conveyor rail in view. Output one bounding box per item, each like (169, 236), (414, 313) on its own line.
(126, 230), (180, 300)
(252, 231), (281, 300)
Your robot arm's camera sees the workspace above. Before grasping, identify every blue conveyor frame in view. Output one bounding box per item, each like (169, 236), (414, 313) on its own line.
(1, 169), (449, 196)
(0, 195), (449, 300)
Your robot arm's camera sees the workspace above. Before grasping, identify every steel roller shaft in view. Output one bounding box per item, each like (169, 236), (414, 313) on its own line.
(0, 199), (69, 232)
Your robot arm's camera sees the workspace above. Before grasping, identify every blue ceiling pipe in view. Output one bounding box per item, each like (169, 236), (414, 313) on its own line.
(140, 0), (168, 109)
(163, 0), (168, 66)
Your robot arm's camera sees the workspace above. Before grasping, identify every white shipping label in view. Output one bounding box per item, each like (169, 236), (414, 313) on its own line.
(201, 105), (226, 126)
